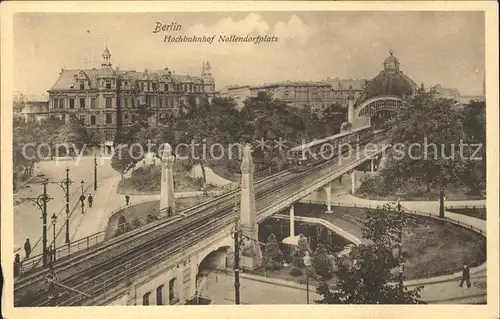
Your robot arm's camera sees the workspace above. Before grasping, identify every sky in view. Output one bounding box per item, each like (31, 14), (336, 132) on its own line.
(13, 11), (485, 97)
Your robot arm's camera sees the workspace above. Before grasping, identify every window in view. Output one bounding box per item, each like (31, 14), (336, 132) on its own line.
(143, 292), (150, 306)
(146, 96), (151, 106)
(147, 83), (151, 91)
(53, 98), (59, 109)
(169, 278), (177, 304)
(124, 113), (128, 123)
(91, 98), (96, 109)
(106, 81), (111, 89)
(105, 97), (112, 108)
(152, 83), (157, 91)
(80, 98), (85, 108)
(124, 97), (128, 108)
(59, 99), (64, 109)
(80, 83), (85, 90)
(131, 98), (135, 108)
(141, 83), (144, 91)
(69, 98), (75, 109)
(79, 115), (85, 123)
(159, 97), (163, 107)
(156, 285), (164, 305)
(91, 115), (96, 125)
(106, 113), (112, 124)
(124, 81), (128, 88)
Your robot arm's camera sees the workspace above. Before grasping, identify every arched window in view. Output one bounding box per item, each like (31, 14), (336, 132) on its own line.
(156, 285), (164, 305)
(169, 278), (177, 304)
(143, 292), (151, 305)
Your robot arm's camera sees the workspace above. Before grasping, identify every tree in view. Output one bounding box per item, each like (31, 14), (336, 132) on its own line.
(384, 89), (467, 192)
(312, 243), (334, 279)
(315, 205), (425, 304)
(111, 145), (140, 180)
(13, 92), (26, 113)
(53, 117), (91, 156)
(263, 233), (284, 270)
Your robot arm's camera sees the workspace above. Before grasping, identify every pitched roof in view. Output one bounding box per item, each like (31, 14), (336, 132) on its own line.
(49, 68), (206, 91)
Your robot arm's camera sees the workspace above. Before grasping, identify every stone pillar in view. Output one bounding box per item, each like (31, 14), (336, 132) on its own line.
(347, 93), (355, 124)
(239, 144), (262, 270)
(325, 184), (332, 213)
(350, 170), (356, 194)
(159, 143), (175, 218)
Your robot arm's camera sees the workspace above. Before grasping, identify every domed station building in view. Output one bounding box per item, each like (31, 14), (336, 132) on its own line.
(351, 50), (418, 128)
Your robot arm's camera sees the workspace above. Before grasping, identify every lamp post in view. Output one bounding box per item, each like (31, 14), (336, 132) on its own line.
(80, 180), (85, 214)
(94, 152), (98, 191)
(51, 213), (57, 263)
(64, 168), (72, 243)
(20, 180), (52, 267)
(396, 190), (404, 289)
(303, 251), (312, 304)
(439, 187), (445, 219)
(231, 221), (242, 305)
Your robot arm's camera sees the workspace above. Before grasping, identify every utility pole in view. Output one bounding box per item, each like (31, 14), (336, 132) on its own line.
(233, 222), (241, 305)
(94, 154), (98, 191)
(397, 193), (404, 289)
(64, 168), (71, 244)
(42, 180), (49, 267)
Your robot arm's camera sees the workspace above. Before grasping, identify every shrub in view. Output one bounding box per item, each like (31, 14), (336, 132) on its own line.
(290, 267), (303, 277)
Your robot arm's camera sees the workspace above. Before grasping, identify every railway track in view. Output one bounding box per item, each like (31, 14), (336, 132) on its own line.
(55, 163), (328, 307)
(17, 169), (297, 306)
(18, 133), (388, 307)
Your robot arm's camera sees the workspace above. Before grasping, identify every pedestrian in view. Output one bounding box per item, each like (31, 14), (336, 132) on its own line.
(24, 238), (31, 259)
(459, 263), (471, 288)
(47, 246), (53, 264)
(88, 194), (93, 208)
(125, 195), (130, 206)
(14, 253), (21, 277)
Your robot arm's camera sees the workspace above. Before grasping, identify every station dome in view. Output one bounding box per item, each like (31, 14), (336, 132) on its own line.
(356, 50), (418, 106)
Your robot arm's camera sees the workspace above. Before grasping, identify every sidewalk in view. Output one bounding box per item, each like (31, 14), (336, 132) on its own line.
(311, 191), (488, 304)
(70, 175), (161, 242)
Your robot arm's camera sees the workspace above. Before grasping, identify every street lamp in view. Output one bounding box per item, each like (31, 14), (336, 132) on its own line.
(51, 213), (57, 263)
(64, 168), (72, 244)
(80, 180), (85, 214)
(94, 152), (98, 191)
(303, 251), (312, 304)
(396, 189), (404, 289)
(20, 180), (52, 267)
(439, 186), (445, 218)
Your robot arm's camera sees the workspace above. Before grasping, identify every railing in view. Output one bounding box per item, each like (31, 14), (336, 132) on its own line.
(20, 182), (96, 271)
(297, 200), (486, 236)
(59, 215), (236, 306)
(20, 231), (107, 275)
(445, 204), (486, 210)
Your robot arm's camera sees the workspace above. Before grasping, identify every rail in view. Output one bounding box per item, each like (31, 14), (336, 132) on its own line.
(445, 204), (486, 210)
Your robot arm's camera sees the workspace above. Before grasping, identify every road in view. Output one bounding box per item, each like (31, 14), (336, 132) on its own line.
(13, 156), (118, 259)
(202, 271), (320, 305)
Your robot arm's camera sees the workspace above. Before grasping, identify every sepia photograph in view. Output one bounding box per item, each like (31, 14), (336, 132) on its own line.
(1, 2), (498, 319)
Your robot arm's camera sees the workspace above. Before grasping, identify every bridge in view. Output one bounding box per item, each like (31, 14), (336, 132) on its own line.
(14, 130), (390, 307)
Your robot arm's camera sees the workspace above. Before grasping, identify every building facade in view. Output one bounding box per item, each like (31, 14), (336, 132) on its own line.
(17, 95), (50, 125)
(325, 78), (368, 106)
(217, 85), (251, 110)
(249, 81), (334, 113)
(47, 47), (216, 143)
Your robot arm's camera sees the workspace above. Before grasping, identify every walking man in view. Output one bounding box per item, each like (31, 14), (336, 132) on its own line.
(88, 194), (93, 208)
(125, 195), (130, 206)
(459, 263), (471, 288)
(24, 238), (31, 259)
